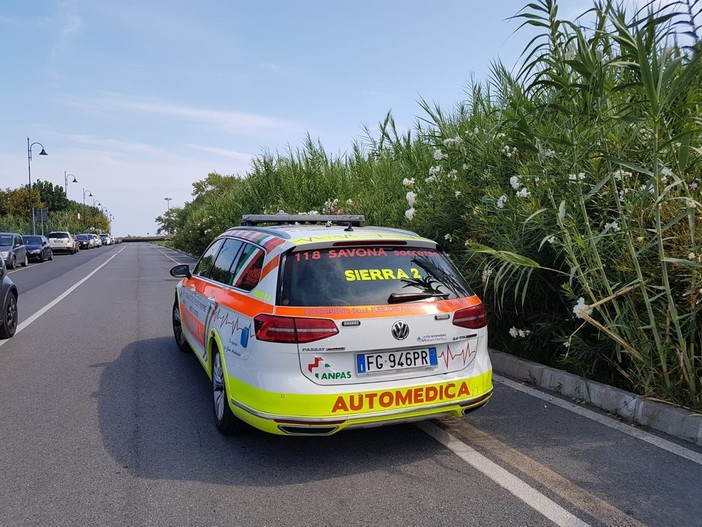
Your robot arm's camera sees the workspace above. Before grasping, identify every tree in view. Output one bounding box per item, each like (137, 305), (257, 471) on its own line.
(34, 180), (70, 212)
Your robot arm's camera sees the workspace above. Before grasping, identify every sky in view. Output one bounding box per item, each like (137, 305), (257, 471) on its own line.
(0, 0), (588, 236)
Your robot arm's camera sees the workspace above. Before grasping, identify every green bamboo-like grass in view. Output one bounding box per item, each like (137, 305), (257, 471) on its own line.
(161, 0), (702, 410)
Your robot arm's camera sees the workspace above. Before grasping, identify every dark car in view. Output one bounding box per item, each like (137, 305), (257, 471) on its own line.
(0, 233), (28, 269)
(23, 235), (54, 263)
(0, 255), (18, 338)
(75, 234), (93, 250)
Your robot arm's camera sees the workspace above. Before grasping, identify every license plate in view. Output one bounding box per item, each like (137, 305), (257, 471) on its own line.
(356, 347), (438, 374)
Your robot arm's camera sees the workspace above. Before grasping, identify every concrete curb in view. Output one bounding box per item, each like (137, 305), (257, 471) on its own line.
(489, 349), (702, 447)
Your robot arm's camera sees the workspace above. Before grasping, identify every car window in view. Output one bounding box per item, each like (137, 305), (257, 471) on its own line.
(24, 236), (41, 244)
(232, 243), (264, 291)
(48, 232), (69, 239)
(209, 238), (244, 285)
(0, 235), (12, 246)
(193, 239), (225, 278)
(279, 246), (474, 307)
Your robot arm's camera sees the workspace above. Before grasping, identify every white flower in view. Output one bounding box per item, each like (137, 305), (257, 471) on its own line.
(613, 170), (632, 181)
(497, 195), (508, 209)
(428, 165), (442, 176)
(405, 208), (416, 221)
(406, 191), (417, 207)
(572, 297), (593, 319)
(444, 233), (453, 242)
(543, 148), (556, 158)
(568, 172), (586, 182)
(546, 235), (556, 244)
(402, 178), (415, 187)
(448, 170), (458, 180)
(443, 136), (462, 147)
(502, 145), (518, 157)
(455, 191), (462, 198)
(433, 148), (448, 160)
(481, 269), (492, 283)
(346, 198), (354, 206)
(516, 187), (530, 198)
(510, 176), (521, 190)
(603, 221), (621, 232)
(509, 327), (531, 338)
(425, 175), (437, 183)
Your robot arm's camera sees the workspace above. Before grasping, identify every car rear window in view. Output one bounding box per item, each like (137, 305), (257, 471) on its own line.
(49, 232), (69, 239)
(279, 246), (474, 307)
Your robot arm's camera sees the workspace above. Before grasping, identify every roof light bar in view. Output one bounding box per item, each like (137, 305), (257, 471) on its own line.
(241, 213), (365, 226)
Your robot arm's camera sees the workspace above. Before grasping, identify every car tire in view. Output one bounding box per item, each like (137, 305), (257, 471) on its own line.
(21, 255), (28, 267)
(212, 350), (243, 435)
(0, 291), (17, 339)
(7, 256), (15, 270)
(172, 301), (191, 353)
(39, 252), (45, 263)
(48, 250), (53, 261)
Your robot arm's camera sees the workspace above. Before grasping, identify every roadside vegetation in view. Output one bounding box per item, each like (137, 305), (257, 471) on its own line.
(160, 0), (697, 411)
(0, 180), (109, 234)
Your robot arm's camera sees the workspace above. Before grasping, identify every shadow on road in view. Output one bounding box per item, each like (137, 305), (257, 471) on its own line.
(95, 337), (440, 486)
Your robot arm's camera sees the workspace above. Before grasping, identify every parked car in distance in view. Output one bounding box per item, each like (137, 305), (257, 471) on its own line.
(0, 233), (28, 269)
(92, 234), (102, 248)
(0, 254), (18, 338)
(48, 231), (78, 254)
(170, 213), (492, 436)
(99, 233), (112, 246)
(75, 234), (93, 250)
(22, 235), (53, 262)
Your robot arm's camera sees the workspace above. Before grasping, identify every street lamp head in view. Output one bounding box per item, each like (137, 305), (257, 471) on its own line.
(38, 148), (48, 156)
(69, 175), (77, 183)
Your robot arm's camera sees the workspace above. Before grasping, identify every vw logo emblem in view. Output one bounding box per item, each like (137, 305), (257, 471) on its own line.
(391, 321), (410, 340)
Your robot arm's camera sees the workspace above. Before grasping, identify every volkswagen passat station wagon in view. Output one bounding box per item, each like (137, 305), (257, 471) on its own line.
(170, 214), (492, 436)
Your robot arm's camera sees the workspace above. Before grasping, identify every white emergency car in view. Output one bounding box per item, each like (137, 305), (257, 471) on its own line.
(170, 214), (493, 435)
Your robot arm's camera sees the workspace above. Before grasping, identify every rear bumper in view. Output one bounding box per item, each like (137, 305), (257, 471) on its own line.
(227, 370), (493, 436)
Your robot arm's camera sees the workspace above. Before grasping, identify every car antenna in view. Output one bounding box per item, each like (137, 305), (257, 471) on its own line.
(344, 221), (353, 232)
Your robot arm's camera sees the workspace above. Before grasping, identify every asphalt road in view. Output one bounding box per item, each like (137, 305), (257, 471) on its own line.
(1, 242), (700, 527)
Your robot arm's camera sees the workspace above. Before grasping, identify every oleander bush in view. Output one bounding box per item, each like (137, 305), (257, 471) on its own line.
(160, 0), (702, 409)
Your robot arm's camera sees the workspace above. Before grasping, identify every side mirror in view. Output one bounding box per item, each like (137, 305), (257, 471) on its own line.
(170, 264), (192, 279)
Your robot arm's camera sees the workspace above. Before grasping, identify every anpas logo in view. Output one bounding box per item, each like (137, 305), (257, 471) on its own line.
(307, 357), (352, 381)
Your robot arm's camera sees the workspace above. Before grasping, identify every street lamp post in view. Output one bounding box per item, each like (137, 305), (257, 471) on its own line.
(64, 171), (78, 197)
(82, 188), (92, 229)
(164, 197), (173, 234)
(27, 137), (48, 235)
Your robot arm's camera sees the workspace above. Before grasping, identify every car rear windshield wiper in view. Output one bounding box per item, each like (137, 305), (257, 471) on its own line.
(387, 292), (450, 304)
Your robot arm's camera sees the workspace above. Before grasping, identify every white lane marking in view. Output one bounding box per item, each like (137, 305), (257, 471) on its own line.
(495, 374), (702, 466)
(156, 248), (195, 264)
(418, 421), (590, 527)
(0, 247), (127, 348)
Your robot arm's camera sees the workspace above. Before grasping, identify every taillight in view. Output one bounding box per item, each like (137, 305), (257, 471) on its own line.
(453, 303), (487, 329)
(254, 314), (339, 343)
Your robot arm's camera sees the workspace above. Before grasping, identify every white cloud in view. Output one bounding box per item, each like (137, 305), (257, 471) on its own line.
(66, 92), (306, 136)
